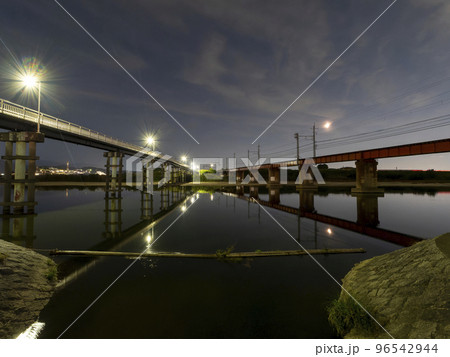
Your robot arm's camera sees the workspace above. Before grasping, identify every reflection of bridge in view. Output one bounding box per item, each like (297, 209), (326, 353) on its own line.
(0, 180), (192, 286)
(58, 186), (192, 286)
(0, 98), (192, 218)
(230, 138), (450, 194)
(233, 187), (423, 247)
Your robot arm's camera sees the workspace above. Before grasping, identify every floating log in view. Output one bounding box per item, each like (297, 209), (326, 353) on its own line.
(50, 248), (365, 258)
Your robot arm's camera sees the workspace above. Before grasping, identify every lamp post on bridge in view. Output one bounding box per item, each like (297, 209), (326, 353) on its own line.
(22, 75), (42, 133)
(146, 136), (156, 151)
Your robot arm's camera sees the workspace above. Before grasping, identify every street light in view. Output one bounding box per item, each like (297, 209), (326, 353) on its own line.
(22, 74), (42, 133)
(181, 156), (187, 163)
(146, 136), (155, 151)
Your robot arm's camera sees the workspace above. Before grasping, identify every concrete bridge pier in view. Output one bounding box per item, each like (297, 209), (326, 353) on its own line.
(170, 166), (177, 184)
(0, 132), (44, 215)
(104, 152), (124, 192)
(236, 170), (244, 184)
(162, 163), (171, 186)
(351, 158), (384, 194)
(268, 167), (280, 185)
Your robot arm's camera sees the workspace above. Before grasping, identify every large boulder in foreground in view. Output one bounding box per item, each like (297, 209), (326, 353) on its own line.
(329, 233), (450, 338)
(0, 239), (57, 339)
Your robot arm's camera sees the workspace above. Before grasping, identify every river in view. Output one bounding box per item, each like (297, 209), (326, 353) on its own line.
(1, 185), (449, 338)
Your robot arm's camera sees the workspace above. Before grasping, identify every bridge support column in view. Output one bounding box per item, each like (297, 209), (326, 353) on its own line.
(0, 132), (44, 215)
(103, 152), (124, 238)
(351, 159), (384, 194)
(268, 167), (280, 185)
(236, 170), (244, 184)
(104, 152), (124, 193)
(163, 163), (171, 186)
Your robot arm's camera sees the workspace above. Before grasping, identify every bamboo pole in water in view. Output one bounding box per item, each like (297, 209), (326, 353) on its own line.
(50, 248), (365, 258)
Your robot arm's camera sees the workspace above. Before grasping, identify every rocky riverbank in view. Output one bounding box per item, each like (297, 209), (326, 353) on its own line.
(0, 239), (57, 339)
(329, 233), (450, 338)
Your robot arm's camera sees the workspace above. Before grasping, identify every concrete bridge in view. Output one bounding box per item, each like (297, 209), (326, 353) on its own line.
(229, 138), (450, 194)
(0, 98), (191, 216)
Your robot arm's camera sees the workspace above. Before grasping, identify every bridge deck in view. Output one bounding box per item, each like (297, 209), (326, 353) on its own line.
(231, 138), (450, 171)
(0, 98), (187, 168)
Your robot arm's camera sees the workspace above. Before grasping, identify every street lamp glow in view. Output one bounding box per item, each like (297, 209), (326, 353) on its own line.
(323, 121), (332, 129)
(21, 74), (42, 132)
(181, 156), (187, 163)
(22, 75), (37, 88)
(146, 136), (154, 145)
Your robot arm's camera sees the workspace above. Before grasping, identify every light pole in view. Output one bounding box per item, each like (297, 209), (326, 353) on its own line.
(22, 75), (42, 133)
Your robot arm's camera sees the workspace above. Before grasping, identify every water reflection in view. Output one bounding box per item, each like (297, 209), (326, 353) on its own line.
(1, 214), (36, 248)
(0, 181), (37, 248)
(57, 185), (192, 286)
(232, 186), (422, 247)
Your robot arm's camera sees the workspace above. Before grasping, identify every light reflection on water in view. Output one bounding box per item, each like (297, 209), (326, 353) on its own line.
(1, 186), (449, 338)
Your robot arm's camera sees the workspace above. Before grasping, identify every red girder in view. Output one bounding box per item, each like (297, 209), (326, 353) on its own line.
(234, 138), (450, 171)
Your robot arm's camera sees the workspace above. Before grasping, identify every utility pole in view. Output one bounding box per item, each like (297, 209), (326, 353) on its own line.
(248, 149), (250, 161)
(257, 144), (260, 161)
(313, 123), (317, 158)
(294, 133), (299, 163)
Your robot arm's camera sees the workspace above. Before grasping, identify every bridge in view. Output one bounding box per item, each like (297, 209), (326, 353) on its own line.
(0, 98), (192, 216)
(230, 138), (450, 194)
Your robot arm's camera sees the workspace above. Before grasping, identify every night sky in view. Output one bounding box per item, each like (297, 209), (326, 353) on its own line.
(1, 0), (450, 169)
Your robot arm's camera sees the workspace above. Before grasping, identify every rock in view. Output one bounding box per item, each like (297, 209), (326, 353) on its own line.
(329, 233), (450, 338)
(0, 239), (57, 338)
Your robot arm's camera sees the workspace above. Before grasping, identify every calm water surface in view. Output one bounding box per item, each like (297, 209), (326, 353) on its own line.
(2, 186), (449, 338)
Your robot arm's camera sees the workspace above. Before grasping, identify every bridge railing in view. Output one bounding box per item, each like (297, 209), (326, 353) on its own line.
(0, 98), (187, 167)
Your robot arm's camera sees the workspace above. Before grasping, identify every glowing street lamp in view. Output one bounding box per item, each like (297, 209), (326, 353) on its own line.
(22, 74), (42, 132)
(181, 155), (187, 163)
(146, 136), (155, 151)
